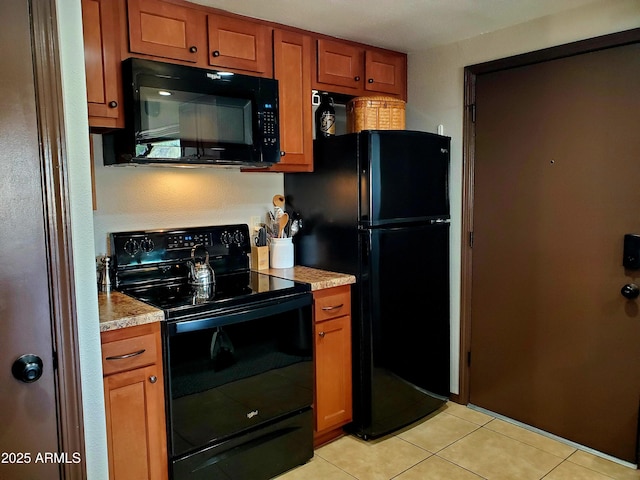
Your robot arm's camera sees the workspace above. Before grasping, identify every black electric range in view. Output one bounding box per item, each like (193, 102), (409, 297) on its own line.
(109, 224), (314, 480)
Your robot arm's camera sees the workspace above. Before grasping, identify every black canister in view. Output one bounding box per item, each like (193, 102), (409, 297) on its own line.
(315, 92), (336, 138)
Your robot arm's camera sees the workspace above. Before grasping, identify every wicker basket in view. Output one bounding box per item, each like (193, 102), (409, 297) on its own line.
(347, 96), (406, 133)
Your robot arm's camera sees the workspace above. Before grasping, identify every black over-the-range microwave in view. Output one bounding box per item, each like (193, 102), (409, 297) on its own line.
(103, 58), (280, 167)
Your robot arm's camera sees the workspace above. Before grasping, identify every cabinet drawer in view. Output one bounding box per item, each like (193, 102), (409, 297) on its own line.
(314, 286), (350, 322)
(101, 331), (158, 376)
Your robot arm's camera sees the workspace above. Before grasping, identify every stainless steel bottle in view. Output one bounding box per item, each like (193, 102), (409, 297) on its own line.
(315, 92), (335, 138)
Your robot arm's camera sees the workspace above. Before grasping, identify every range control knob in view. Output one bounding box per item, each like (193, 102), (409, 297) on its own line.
(233, 230), (245, 245)
(220, 231), (231, 245)
(140, 238), (155, 253)
(123, 239), (139, 256)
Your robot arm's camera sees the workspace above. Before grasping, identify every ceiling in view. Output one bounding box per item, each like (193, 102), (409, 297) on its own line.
(192, 0), (601, 53)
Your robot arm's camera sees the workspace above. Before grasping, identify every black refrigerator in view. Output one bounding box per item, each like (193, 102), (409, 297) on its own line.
(285, 130), (450, 440)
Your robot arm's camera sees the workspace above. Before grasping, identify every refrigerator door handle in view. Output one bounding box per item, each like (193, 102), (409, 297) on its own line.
(431, 218), (450, 224)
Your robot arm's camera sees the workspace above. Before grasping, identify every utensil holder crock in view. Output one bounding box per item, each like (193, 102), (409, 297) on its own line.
(269, 237), (294, 268)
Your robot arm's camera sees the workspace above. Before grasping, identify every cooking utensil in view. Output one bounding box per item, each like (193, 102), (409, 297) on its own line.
(273, 194), (285, 219)
(272, 194), (285, 209)
(278, 213), (289, 238)
(290, 219), (299, 237)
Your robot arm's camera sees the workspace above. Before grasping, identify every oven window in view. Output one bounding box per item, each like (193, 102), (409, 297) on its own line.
(167, 305), (313, 457)
(136, 87), (253, 159)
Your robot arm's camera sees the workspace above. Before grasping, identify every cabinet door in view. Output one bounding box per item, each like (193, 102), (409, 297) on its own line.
(271, 29), (312, 171)
(316, 38), (363, 91)
(127, 0), (203, 63)
(82, 0), (122, 128)
(207, 14), (271, 75)
(104, 364), (168, 480)
(314, 315), (352, 432)
(364, 50), (407, 98)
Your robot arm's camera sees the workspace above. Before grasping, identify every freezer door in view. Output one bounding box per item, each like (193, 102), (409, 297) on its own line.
(362, 223), (450, 396)
(360, 131), (450, 226)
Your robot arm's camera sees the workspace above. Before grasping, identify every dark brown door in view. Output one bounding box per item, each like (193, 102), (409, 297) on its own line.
(0, 1), (60, 477)
(470, 42), (640, 462)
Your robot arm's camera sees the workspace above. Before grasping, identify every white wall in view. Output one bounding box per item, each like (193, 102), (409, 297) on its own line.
(405, 0), (640, 394)
(92, 137), (283, 256)
(55, 1), (108, 478)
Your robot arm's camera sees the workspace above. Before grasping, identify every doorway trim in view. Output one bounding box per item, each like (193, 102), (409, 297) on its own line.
(30, 1), (86, 477)
(458, 27), (640, 405)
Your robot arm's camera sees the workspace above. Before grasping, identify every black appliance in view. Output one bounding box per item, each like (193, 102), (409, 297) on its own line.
(110, 224), (313, 480)
(285, 130), (450, 439)
(103, 58), (281, 167)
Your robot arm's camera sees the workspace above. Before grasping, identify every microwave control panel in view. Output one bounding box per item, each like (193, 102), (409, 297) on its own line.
(261, 107), (278, 146)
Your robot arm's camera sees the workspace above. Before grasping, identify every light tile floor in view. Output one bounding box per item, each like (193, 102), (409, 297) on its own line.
(277, 402), (640, 480)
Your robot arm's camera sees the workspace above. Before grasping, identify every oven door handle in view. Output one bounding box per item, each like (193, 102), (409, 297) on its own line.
(167, 293), (312, 335)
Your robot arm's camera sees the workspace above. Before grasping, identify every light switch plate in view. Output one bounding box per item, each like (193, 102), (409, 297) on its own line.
(250, 216), (262, 231)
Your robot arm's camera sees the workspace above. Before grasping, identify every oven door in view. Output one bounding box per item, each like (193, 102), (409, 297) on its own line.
(164, 293), (313, 461)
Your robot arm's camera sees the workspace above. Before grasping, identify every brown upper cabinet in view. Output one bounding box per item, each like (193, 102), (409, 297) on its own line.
(268, 29), (313, 172)
(82, 0), (123, 129)
(207, 14), (272, 77)
(364, 49), (407, 97)
(127, 0), (204, 63)
(316, 39), (364, 91)
(315, 38), (407, 99)
(127, 0), (272, 76)
(82, 0), (408, 169)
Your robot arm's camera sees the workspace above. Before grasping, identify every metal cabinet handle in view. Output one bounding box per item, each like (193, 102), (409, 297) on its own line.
(621, 284), (639, 299)
(321, 303), (344, 311)
(105, 349), (145, 361)
(189, 46), (197, 53)
(212, 50), (220, 57)
(149, 375), (157, 384)
(368, 78), (374, 83)
(354, 76), (360, 81)
(108, 101), (118, 108)
(318, 332), (325, 338)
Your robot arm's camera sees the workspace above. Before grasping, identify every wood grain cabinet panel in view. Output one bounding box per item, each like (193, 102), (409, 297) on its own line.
(313, 285), (353, 446)
(364, 49), (406, 97)
(314, 315), (352, 433)
(127, 0), (203, 63)
(316, 38), (363, 91)
(315, 38), (407, 100)
(207, 14), (272, 76)
(81, 0), (123, 128)
(269, 29), (313, 171)
(101, 323), (168, 480)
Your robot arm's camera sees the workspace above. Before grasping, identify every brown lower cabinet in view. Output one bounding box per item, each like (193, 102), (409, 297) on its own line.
(313, 285), (353, 446)
(101, 322), (168, 480)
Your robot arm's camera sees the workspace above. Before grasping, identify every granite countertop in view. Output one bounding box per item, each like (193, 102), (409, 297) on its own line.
(261, 265), (356, 291)
(98, 266), (356, 332)
(98, 291), (164, 332)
